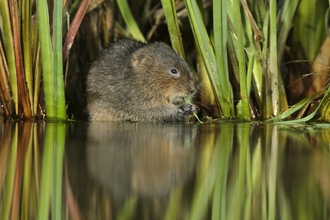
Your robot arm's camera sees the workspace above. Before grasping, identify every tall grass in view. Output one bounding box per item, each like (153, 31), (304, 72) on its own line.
(0, 0), (90, 120)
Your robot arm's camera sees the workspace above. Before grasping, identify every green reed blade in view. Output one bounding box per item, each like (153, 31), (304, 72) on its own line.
(233, 0), (249, 119)
(269, 0), (280, 116)
(53, 0), (66, 120)
(22, 0), (33, 113)
(116, 0), (146, 42)
(277, 0), (299, 62)
(183, 0), (222, 116)
(214, 0), (234, 117)
(36, 0), (55, 118)
(161, 0), (185, 58)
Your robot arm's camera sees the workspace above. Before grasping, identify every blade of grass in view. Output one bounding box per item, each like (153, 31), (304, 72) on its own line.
(233, 0), (250, 119)
(261, 10), (272, 118)
(53, 0), (66, 120)
(293, 0), (327, 61)
(33, 45), (42, 116)
(277, 0), (299, 62)
(0, 0), (19, 115)
(161, 0), (185, 58)
(183, 0), (222, 116)
(36, 0), (55, 118)
(214, 0), (234, 117)
(247, 55), (254, 100)
(10, 0), (32, 118)
(22, 0), (34, 113)
(116, 0), (146, 42)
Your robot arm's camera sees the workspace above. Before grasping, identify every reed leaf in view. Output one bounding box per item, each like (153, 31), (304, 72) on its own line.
(36, 0), (55, 118)
(214, 0), (234, 117)
(33, 46), (42, 116)
(233, 0), (249, 119)
(53, 0), (66, 120)
(160, 0), (185, 58)
(22, 0), (34, 113)
(269, 0), (279, 116)
(183, 0), (222, 116)
(0, 0), (18, 114)
(277, 0), (299, 62)
(10, 0), (32, 118)
(116, 0), (146, 42)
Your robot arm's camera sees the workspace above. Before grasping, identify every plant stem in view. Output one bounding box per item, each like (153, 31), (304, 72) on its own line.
(214, 0), (234, 117)
(233, 0), (250, 119)
(53, 0), (66, 120)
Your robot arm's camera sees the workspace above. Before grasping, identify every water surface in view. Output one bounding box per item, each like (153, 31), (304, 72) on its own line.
(0, 120), (329, 219)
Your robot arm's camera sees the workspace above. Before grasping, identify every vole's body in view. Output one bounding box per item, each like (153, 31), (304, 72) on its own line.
(86, 40), (199, 121)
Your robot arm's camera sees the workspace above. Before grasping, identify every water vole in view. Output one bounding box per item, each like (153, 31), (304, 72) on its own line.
(86, 39), (199, 121)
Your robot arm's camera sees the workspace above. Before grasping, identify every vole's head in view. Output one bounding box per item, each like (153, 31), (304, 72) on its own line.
(131, 42), (199, 105)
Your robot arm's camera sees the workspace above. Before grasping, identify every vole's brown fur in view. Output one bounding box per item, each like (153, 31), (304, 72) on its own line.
(86, 39), (199, 121)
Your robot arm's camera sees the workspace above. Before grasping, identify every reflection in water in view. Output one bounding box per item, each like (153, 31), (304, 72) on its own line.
(1, 120), (330, 219)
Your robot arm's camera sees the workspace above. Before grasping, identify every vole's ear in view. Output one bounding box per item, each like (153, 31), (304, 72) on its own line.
(132, 53), (147, 68)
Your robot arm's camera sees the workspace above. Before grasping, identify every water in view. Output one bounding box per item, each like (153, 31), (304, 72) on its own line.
(0, 120), (330, 219)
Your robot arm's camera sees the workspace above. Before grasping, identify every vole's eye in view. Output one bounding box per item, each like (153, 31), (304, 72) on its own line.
(171, 68), (178, 74)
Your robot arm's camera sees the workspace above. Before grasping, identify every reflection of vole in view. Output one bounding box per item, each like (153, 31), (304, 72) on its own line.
(86, 40), (199, 121)
(86, 122), (197, 199)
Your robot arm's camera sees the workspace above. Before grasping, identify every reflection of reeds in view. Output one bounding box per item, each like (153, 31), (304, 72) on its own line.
(0, 123), (66, 220)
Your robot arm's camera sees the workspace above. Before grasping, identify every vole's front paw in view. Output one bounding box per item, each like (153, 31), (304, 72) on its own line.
(180, 103), (199, 114)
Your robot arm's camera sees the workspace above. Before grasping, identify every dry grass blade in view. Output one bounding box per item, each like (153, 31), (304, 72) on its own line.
(63, 0), (92, 63)
(240, 0), (262, 40)
(9, 0), (32, 118)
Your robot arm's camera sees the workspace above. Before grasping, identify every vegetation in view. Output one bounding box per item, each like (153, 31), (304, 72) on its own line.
(0, 0), (329, 121)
